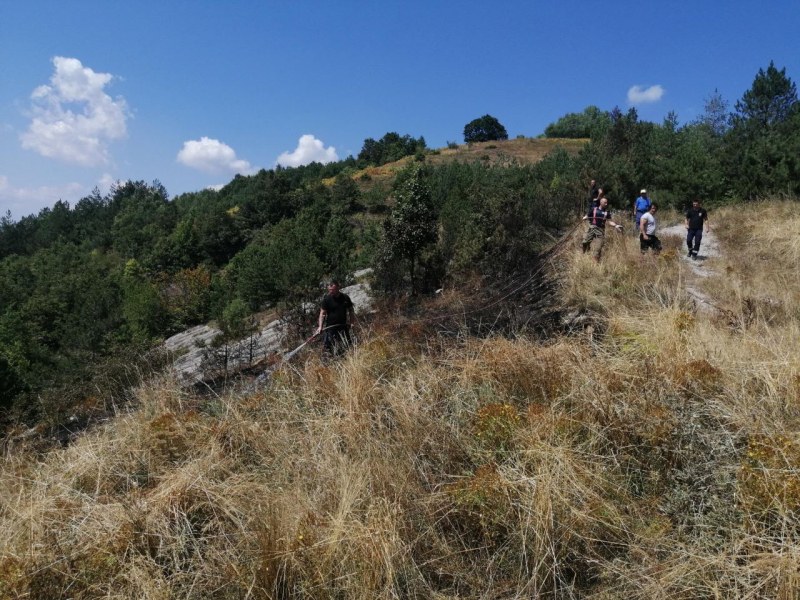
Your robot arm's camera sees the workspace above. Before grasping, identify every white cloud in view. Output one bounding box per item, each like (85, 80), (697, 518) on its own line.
(20, 57), (128, 166)
(627, 84), (665, 105)
(177, 137), (253, 174)
(0, 174), (85, 217)
(276, 134), (338, 168)
(97, 173), (117, 194)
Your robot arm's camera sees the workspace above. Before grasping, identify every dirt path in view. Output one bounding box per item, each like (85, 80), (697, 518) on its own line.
(660, 223), (722, 313)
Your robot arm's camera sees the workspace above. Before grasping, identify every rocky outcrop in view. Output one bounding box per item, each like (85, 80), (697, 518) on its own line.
(164, 279), (373, 383)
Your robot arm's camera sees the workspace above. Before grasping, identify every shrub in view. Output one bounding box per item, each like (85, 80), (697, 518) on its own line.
(739, 434), (800, 518)
(473, 402), (521, 454)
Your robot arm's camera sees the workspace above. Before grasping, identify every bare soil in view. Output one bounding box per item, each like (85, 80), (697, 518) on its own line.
(660, 223), (721, 313)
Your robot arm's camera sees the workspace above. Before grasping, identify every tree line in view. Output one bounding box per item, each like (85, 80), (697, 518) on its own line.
(545, 61), (799, 204)
(0, 61), (797, 428)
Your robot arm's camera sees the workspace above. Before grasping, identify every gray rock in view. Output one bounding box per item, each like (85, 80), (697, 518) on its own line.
(164, 279), (373, 384)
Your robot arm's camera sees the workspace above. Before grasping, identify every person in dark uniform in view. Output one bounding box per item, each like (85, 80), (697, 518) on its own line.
(685, 199), (709, 260)
(316, 280), (356, 356)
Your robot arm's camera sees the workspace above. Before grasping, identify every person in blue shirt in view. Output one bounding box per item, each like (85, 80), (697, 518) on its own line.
(632, 188), (651, 232)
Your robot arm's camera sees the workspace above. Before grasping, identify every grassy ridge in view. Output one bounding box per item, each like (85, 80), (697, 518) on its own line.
(1, 201), (798, 598)
(328, 137), (588, 190)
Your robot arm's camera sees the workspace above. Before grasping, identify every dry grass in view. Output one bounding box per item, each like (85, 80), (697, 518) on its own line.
(425, 138), (587, 166)
(2, 199), (799, 598)
(703, 200), (800, 330)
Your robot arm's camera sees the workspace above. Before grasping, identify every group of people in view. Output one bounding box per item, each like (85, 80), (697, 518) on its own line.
(583, 180), (709, 262)
(314, 181), (712, 358)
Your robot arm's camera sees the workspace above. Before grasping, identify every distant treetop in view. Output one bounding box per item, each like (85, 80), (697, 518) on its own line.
(544, 106), (611, 139)
(463, 114), (508, 143)
(358, 132), (426, 167)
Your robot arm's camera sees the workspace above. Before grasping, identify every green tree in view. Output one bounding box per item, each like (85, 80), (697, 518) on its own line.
(668, 123), (726, 203)
(463, 115), (509, 143)
(218, 297), (255, 341)
(580, 107), (645, 205)
(33, 200), (75, 248)
(320, 215), (355, 281)
(0, 211), (18, 258)
(111, 181), (176, 260)
(0, 353), (25, 414)
(330, 172), (362, 214)
(72, 188), (116, 249)
(0, 311), (36, 415)
(229, 214), (327, 311)
(60, 249), (125, 352)
(160, 266), (212, 330)
(375, 166), (438, 294)
(121, 259), (166, 341)
(207, 297), (258, 377)
(358, 132), (426, 166)
(695, 89), (730, 137)
(544, 106), (611, 139)
(727, 62), (800, 199)
(733, 61), (798, 128)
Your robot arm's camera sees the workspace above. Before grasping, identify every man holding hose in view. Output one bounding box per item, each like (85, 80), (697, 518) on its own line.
(316, 280), (356, 356)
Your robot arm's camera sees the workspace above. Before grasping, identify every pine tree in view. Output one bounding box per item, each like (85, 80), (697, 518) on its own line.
(377, 166), (437, 294)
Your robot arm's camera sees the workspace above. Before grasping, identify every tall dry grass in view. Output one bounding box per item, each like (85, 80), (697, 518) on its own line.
(1, 200), (799, 598)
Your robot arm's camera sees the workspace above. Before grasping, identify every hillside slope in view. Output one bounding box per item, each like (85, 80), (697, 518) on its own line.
(1, 200), (798, 599)
(334, 137), (587, 190)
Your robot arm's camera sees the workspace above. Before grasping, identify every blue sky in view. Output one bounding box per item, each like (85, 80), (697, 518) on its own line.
(1, 0), (798, 218)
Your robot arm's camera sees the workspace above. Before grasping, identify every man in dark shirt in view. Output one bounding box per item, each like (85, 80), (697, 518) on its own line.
(685, 199), (710, 260)
(316, 280), (356, 355)
(590, 187), (605, 210)
(581, 196), (624, 262)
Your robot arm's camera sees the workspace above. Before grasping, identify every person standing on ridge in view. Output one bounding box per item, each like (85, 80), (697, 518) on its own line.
(316, 280), (356, 356)
(589, 186), (605, 210)
(587, 179), (599, 211)
(639, 203), (662, 255)
(581, 196), (624, 262)
(685, 198), (710, 260)
(632, 188), (651, 233)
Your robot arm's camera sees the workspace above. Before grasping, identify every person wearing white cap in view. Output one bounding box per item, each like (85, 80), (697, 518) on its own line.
(632, 188), (651, 233)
